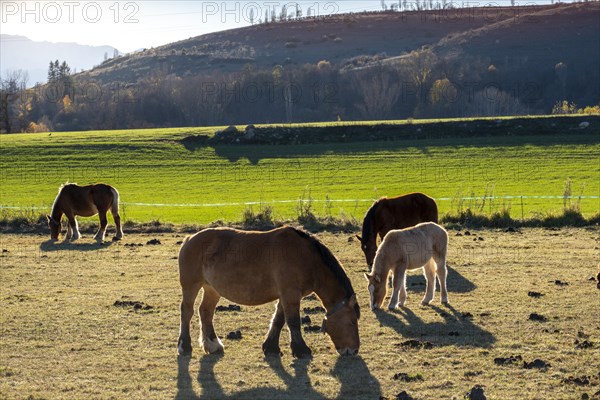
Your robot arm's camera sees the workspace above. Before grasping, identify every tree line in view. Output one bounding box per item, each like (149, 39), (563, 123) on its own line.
(1, 48), (598, 133)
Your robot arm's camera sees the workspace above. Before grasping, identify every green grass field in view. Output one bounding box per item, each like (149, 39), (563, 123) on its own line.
(1, 120), (599, 225)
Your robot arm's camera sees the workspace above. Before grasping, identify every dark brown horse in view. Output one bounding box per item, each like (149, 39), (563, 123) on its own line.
(357, 193), (438, 268)
(47, 183), (123, 242)
(177, 226), (360, 358)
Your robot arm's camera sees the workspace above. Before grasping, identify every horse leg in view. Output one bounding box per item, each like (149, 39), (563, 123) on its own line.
(398, 266), (409, 307)
(387, 268), (399, 309)
(67, 215), (80, 241)
(388, 277), (400, 310)
(388, 265), (407, 309)
(65, 221), (72, 241)
(178, 282), (202, 356)
(111, 200), (123, 240)
(281, 297), (311, 358)
(199, 286), (224, 354)
(421, 259), (436, 305)
(435, 253), (449, 305)
(262, 301), (285, 356)
(94, 210), (108, 243)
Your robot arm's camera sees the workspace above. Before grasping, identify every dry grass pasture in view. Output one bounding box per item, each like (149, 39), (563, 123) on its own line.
(1, 227), (599, 399)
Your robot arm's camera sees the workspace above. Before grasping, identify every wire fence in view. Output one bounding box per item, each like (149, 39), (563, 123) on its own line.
(1, 195), (598, 210)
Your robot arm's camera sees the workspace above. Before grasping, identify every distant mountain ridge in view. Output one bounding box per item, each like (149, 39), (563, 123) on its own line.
(0, 35), (119, 86)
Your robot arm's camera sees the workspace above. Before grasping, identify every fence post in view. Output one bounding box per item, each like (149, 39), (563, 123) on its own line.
(520, 196), (524, 222)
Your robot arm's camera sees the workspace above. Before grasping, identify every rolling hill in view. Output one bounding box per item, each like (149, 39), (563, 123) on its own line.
(76, 3), (598, 85)
(7, 2), (599, 131)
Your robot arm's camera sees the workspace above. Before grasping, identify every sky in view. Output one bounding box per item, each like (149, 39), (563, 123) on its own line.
(1, 0), (554, 53)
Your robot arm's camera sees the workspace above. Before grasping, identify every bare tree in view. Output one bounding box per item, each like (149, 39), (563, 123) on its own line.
(354, 68), (400, 120)
(0, 70), (29, 133)
(555, 62), (568, 100)
(401, 49), (437, 113)
(468, 87), (524, 117)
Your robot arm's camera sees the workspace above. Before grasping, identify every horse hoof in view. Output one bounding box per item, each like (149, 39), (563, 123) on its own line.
(112, 236), (122, 242)
(262, 343), (282, 357)
(291, 343), (312, 359)
(293, 351), (313, 359)
(177, 339), (192, 356)
(263, 349), (283, 357)
(178, 347), (192, 357)
(202, 337), (224, 354)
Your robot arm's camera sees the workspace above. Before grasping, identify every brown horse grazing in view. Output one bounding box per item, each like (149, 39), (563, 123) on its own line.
(47, 183), (123, 242)
(357, 193), (438, 268)
(177, 226), (360, 358)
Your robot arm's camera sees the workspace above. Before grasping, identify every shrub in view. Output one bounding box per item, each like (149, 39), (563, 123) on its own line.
(552, 100), (577, 115)
(242, 204), (275, 229)
(580, 105), (600, 115)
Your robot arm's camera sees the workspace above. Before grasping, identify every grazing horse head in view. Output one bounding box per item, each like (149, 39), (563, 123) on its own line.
(356, 234), (377, 269)
(363, 273), (386, 310)
(321, 294), (360, 356)
(47, 215), (61, 240)
(357, 200), (380, 268)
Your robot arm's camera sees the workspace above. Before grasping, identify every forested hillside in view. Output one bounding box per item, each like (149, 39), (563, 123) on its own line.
(2, 2), (599, 132)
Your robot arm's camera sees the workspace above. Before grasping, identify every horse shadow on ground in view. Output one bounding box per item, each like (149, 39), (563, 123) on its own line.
(175, 353), (381, 399)
(374, 303), (496, 348)
(39, 239), (116, 252)
(405, 265), (476, 294)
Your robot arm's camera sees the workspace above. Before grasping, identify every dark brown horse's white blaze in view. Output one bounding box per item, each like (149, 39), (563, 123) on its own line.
(357, 193), (438, 268)
(177, 226), (360, 358)
(47, 183), (123, 242)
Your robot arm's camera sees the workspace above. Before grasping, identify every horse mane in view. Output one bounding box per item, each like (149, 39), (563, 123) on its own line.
(57, 182), (77, 193)
(290, 228), (355, 299)
(361, 198), (386, 242)
(51, 182), (78, 215)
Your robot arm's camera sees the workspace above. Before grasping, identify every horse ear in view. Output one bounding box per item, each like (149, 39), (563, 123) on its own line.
(46, 215), (51, 222)
(355, 235), (362, 242)
(363, 272), (371, 282)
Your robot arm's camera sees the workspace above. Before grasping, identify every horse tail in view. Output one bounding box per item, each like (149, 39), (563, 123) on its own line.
(434, 223), (448, 261)
(416, 193), (438, 223)
(110, 186), (120, 215)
